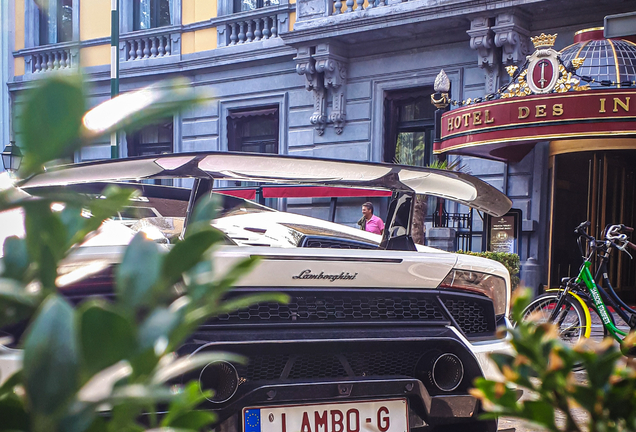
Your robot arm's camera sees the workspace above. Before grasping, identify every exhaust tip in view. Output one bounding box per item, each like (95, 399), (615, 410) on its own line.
(199, 361), (239, 403)
(431, 353), (464, 392)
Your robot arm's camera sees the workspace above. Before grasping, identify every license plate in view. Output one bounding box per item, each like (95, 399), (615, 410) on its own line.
(243, 399), (408, 432)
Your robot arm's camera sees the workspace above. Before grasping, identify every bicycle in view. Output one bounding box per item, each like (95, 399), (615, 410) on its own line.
(523, 221), (636, 347)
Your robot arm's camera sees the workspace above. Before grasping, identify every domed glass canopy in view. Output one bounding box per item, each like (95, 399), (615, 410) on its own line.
(560, 28), (636, 87)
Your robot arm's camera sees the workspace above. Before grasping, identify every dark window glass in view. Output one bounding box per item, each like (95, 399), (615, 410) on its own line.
(58, 0), (73, 42)
(127, 120), (173, 157)
(227, 107), (279, 154)
(384, 88), (435, 167)
(38, 0), (73, 45)
(234, 0), (279, 13)
(133, 0), (171, 31)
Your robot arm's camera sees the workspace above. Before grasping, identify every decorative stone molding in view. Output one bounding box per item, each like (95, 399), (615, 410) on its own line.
(492, 13), (530, 66)
(314, 43), (348, 134)
(467, 17), (496, 69)
(295, 46), (327, 134)
(295, 43), (348, 135)
(467, 17), (499, 94)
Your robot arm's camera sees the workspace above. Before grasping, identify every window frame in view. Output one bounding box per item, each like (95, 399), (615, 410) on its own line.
(120, 0), (181, 33)
(383, 87), (436, 167)
(25, 0), (79, 48)
(227, 106), (280, 154)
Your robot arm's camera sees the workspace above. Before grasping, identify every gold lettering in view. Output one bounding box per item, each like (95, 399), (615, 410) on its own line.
(535, 105), (547, 117)
(454, 116), (462, 129)
(518, 107), (530, 119)
(485, 110), (494, 124)
(473, 111), (482, 125)
(462, 113), (471, 127)
(599, 98), (606, 113)
(552, 104), (564, 116)
(447, 118), (454, 131)
(613, 97), (630, 112)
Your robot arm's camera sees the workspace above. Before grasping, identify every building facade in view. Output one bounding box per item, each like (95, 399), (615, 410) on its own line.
(6, 0), (636, 296)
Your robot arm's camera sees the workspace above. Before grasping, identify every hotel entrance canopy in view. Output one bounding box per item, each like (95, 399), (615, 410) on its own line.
(434, 29), (636, 162)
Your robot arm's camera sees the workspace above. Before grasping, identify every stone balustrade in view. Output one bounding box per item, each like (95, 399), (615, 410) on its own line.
(123, 33), (172, 61)
(30, 46), (75, 73)
(332, 0), (389, 14)
(218, 9), (287, 47)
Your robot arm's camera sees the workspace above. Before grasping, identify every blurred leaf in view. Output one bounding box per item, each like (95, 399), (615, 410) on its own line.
(24, 201), (67, 289)
(138, 307), (182, 354)
(162, 230), (224, 286)
(79, 301), (136, 379)
(18, 76), (86, 177)
(161, 382), (213, 428)
(81, 79), (204, 143)
(189, 256), (260, 305)
(150, 352), (245, 385)
(0, 278), (39, 328)
(0, 393), (29, 431)
(115, 234), (163, 313)
(165, 411), (216, 431)
(23, 295), (79, 417)
(185, 195), (220, 237)
(2, 236), (30, 282)
(215, 293), (290, 315)
(521, 400), (557, 430)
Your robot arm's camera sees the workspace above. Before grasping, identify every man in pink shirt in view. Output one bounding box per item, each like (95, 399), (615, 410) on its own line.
(360, 202), (385, 235)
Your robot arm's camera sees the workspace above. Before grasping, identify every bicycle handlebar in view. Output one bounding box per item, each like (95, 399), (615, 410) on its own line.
(628, 241), (636, 251)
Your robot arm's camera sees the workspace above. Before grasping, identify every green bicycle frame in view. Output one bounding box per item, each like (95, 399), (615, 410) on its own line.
(577, 261), (627, 340)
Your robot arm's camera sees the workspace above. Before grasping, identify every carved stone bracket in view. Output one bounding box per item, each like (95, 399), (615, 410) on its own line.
(295, 43), (348, 135)
(467, 17), (500, 94)
(492, 13), (530, 66)
(467, 17), (496, 69)
(295, 46), (327, 135)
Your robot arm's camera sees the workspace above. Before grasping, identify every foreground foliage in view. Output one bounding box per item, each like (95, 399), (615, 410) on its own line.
(472, 289), (636, 432)
(0, 75), (287, 432)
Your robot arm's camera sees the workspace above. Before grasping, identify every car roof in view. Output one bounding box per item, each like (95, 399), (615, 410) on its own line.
(19, 152), (512, 217)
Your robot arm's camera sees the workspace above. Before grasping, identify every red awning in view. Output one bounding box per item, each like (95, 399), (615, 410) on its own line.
(215, 186), (392, 200)
(216, 189), (257, 200)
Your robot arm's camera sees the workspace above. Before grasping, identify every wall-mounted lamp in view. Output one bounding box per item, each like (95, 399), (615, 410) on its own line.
(1, 142), (23, 173)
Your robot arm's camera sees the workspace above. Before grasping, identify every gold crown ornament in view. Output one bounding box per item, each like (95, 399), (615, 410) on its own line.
(530, 33), (557, 49)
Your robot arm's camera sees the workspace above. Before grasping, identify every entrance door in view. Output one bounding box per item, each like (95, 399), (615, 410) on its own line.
(549, 150), (636, 301)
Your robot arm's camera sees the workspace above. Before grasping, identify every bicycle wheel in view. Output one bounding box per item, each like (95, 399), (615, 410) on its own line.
(522, 292), (590, 346)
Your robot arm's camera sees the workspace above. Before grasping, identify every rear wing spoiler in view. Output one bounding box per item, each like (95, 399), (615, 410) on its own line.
(20, 152), (512, 250)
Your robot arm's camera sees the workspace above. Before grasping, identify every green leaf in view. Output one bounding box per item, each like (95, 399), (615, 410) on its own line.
(79, 301), (136, 379)
(190, 195), (220, 227)
(18, 75), (86, 176)
(81, 78), (203, 143)
(0, 278), (39, 328)
(2, 236), (30, 282)
(0, 393), (29, 431)
(138, 307), (182, 353)
(161, 381), (212, 428)
(188, 256), (260, 305)
(520, 400), (557, 430)
(24, 200), (68, 289)
(115, 233), (163, 312)
(166, 411), (216, 431)
(23, 294), (79, 417)
(216, 293), (290, 315)
(150, 352), (245, 385)
(162, 230), (224, 286)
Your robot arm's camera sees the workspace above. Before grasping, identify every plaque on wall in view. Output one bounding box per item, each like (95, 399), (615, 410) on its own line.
(484, 209), (522, 254)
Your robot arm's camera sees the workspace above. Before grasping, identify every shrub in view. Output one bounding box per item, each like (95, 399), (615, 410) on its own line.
(457, 250), (520, 290)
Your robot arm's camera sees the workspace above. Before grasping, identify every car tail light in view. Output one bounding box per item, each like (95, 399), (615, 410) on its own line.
(439, 269), (507, 316)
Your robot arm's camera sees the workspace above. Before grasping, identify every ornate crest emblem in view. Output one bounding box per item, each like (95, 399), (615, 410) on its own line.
(526, 34), (560, 94)
(501, 33), (589, 99)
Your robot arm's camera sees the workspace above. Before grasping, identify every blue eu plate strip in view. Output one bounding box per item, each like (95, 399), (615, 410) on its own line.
(245, 409), (261, 432)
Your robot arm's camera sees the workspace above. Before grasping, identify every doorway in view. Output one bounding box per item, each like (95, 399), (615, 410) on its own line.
(549, 150), (636, 301)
